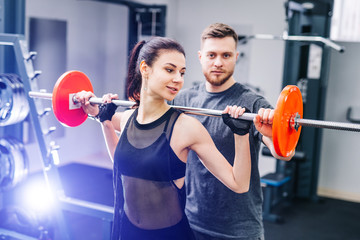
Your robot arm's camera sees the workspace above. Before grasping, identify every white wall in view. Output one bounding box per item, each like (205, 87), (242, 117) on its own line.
(318, 42), (360, 202)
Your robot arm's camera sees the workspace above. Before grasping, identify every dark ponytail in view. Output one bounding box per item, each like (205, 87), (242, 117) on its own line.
(126, 40), (146, 106)
(126, 37), (185, 107)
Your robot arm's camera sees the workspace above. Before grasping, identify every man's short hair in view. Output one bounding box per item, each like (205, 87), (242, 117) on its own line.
(201, 23), (238, 47)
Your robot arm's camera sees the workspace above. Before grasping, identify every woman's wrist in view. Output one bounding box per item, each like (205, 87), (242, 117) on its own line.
(95, 103), (118, 122)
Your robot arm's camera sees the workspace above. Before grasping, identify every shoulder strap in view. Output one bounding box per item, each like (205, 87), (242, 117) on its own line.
(164, 108), (182, 140)
(162, 108), (173, 132)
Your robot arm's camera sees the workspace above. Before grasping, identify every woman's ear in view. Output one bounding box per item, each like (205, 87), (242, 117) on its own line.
(140, 60), (148, 76)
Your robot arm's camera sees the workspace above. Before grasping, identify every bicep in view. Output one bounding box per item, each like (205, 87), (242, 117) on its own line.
(187, 120), (234, 183)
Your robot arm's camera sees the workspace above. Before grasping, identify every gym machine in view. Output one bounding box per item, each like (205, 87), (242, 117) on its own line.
(281, 0), (336, 201)
(260, 0), (340, 222)
(239, 0), (344, 222)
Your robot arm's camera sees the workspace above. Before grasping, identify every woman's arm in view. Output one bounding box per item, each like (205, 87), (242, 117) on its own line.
(192, 125), (251, 193)
(175, 108), (251, 194)
(100, 113), (122, 162)
(75, 91), (124, 162)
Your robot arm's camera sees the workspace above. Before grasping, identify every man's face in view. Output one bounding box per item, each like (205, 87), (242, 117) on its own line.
(199, 36), (238, 86)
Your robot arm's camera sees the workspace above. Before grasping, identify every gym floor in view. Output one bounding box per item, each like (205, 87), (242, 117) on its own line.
(3, 163), (360, 240)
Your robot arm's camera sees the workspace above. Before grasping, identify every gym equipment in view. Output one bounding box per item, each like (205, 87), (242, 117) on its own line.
(280, 0), (334, 201)
(0, 205), (54, 240)
(261, 171), (291, 223)
(0, 137), (29, 191)
(239, 32), (345, 53)
(28, 70), (360, 158)
(1, 32), (113, 240)
(0, 74), (30, 126)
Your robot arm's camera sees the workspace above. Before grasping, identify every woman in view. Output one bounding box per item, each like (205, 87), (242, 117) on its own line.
(75, 37), (251, 240)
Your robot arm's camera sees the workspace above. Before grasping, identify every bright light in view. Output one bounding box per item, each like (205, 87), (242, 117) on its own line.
(22, 180), (55, 213)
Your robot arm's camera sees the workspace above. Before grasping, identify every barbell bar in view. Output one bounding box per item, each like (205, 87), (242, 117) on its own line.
(28, 91), (257, 120)
(28, 71), (360, 158)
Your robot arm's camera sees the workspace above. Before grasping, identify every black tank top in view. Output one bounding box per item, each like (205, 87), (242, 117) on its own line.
(111, 107), (191, 240)
(116, 107), (185, 181)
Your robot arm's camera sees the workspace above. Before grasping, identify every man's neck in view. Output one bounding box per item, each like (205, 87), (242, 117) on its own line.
(205, 77), (236, 93)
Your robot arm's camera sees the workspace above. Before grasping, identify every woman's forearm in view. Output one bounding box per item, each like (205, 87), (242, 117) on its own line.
(101, 120), (120, 162)
(232, 133), (251, 193)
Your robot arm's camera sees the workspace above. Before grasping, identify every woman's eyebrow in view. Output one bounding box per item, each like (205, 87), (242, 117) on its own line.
(165, 63), (186, 70)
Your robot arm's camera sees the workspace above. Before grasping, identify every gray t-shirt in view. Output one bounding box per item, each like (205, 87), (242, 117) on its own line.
(171, 82), (272, 239)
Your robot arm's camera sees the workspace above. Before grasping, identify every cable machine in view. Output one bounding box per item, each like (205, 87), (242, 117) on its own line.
(280, 0), (336, 201)
(239, 0), (343, 222)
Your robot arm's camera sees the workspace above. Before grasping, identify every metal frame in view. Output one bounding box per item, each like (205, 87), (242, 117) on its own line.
(239, 32), (345, 53)
(0, 33), (114, 240)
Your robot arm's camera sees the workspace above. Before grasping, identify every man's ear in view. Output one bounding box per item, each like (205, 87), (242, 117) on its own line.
(198, 50), (202, 61)
(235, 51), (240, 61)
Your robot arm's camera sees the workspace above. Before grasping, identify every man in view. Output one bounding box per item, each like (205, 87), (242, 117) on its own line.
(171, 23), (293, 240)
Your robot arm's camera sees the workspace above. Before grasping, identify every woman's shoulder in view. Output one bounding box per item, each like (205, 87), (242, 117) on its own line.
(174, 112), (205, 133)
(119, 109), (136, 128)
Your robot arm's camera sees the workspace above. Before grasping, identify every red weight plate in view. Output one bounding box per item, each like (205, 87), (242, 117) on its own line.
(52, 71), (93, 127)
(272, 85), (303, 157)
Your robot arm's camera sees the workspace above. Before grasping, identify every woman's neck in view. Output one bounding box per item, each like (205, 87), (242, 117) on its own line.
(137, 97), (170, 124)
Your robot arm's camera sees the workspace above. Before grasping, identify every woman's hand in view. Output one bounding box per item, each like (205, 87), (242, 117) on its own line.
(222, 105), (251, 136)
(101, 93), (119, 103)
(74, 90), (99, 117)
(96, 93), (119, 122)
(74, 92), (119, 118)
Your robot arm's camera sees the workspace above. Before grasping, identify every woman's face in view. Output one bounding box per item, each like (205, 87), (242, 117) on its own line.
(145, 50), (186, 101)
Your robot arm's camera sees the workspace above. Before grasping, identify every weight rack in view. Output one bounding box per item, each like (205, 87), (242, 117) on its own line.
(0, 33), (113, 240)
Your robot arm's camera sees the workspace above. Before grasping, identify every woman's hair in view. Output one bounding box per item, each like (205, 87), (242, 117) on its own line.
(200, 23), (238, 48)
(126, 37), (185, 106)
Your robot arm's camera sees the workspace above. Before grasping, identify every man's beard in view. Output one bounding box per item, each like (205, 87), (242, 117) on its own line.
(205, 70), (234, 86)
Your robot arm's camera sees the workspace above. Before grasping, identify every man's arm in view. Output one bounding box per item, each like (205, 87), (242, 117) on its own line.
(262, 135), (294, 161)
(254, 108), (294, 161)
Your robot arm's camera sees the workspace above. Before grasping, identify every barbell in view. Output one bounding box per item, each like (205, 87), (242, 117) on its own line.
(28, 70), (360, 158)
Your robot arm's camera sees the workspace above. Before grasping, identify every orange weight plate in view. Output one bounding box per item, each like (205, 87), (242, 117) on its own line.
(52, 71), (93, 127)
(272, 85), (303, 157)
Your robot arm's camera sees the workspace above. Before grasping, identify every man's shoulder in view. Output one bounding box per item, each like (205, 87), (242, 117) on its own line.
(230, 83), (273, 109)
(228, 83), (260, 100)
(174, 83), (205, 101)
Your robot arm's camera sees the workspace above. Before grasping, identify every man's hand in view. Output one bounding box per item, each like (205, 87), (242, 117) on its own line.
(253, 108), (274, 139)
